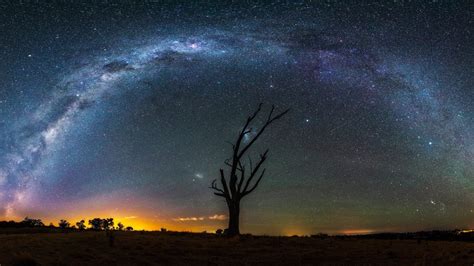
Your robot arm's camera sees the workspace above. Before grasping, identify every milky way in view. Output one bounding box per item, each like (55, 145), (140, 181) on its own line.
(0, 2), (472, 234)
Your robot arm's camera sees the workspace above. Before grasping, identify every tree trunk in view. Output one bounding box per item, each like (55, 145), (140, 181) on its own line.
(227, 201), (240, 236)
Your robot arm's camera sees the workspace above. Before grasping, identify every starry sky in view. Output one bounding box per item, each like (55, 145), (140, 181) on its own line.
(0, 1), (473, 235)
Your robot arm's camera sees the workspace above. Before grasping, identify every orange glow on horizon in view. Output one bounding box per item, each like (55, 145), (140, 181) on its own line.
(281, 228), (308, 236)
(0, 213), (437, 236)
(38, 214), (227, 232)
(338, 229), (376, 235)
(16, 208), (228, 233)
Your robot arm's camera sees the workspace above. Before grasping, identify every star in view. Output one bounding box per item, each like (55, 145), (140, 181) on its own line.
(0, 1), (471, 236)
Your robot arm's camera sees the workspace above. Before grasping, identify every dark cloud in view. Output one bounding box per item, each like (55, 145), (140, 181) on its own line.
(103, 60), (134, 73)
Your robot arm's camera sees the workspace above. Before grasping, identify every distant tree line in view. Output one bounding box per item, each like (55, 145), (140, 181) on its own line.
(0, 217), (134, 231)
(0, 217), (45, 228)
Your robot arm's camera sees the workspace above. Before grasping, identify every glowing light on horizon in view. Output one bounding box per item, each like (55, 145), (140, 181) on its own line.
(208, 214), (227, 220)
(339, 229), (376, 235)
(173, 217), (205, 222)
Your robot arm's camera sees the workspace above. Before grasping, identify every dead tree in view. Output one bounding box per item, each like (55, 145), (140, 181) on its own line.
(210, 103), (289, 236)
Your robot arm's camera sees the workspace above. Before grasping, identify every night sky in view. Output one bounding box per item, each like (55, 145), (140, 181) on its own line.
(0, 1), (473, 235)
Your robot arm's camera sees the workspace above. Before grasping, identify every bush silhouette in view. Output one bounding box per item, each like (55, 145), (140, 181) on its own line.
(117, 222), (124, 231)
(21, 217), (44, 227)
(87, 218), (114, 230)
(58, 219), (70, 229)
(76, 220), (86, 230)
(88, 218), (102, 230)
(102, 218), (114, 231)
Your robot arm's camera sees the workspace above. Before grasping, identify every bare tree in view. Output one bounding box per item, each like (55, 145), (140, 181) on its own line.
(210, 103), (289, 236)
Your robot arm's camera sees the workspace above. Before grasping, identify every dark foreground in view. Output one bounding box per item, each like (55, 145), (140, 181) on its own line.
(1, 230), (474, 265)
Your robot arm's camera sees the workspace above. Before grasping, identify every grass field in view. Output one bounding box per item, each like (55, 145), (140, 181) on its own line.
(1, 230), (474, 265)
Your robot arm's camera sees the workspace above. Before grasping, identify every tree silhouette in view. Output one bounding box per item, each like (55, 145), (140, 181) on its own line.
(58, 219), (70, 229)
(125, 226), (134, 231)
(87, 218), (114, 230)
(117, 222), (124, 231)
(21, 217), (44, 227)
(88, 218), (103, 230)
(76, 220), (86, 230)
(102, 218), (114, 231)
(209, 103), (289, 236)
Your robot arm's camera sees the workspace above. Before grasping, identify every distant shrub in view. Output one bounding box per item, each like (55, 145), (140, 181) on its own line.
(216, 229), (223, 236)
(117, 222), (124, 231)
(88, 218), (102, 230)
(76, 220), (86, 230)
(58, 219), (70, 229)
(88, 218), (114, 230)
(126, 226), (134, 231)
(161, 228), (167, 232)
(20, 217), (44, 227)
(102, 218), (114, 231)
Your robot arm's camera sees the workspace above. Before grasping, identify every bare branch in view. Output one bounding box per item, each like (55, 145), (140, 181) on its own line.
(243, 168), (266, 196)
(237, 158), (246, 193)
(237, 160), (245, 172)
(219, 169), (231, 200)
(225, 159), (244, 172)
(214, 192), (226, 197)
(269, 108), (290, 123)
(242, 149), (268, 193)
(248, 156), (253, 173)
(267, 105), (275, 123)
(225, 141), (235, 148)
(236, 104), (262, 147)
(246, 103), (263, 126)
(209, 179), (225, 194)
(228, 112), (255, 197)
(237, 108), (289, 160)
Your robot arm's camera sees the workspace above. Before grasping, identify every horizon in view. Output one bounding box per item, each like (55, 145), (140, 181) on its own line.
(2, 216), (474, 237)
(1, 1), (473, 237)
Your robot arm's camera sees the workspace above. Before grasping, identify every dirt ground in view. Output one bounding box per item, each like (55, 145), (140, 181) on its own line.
(1, 231), (474, 265)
